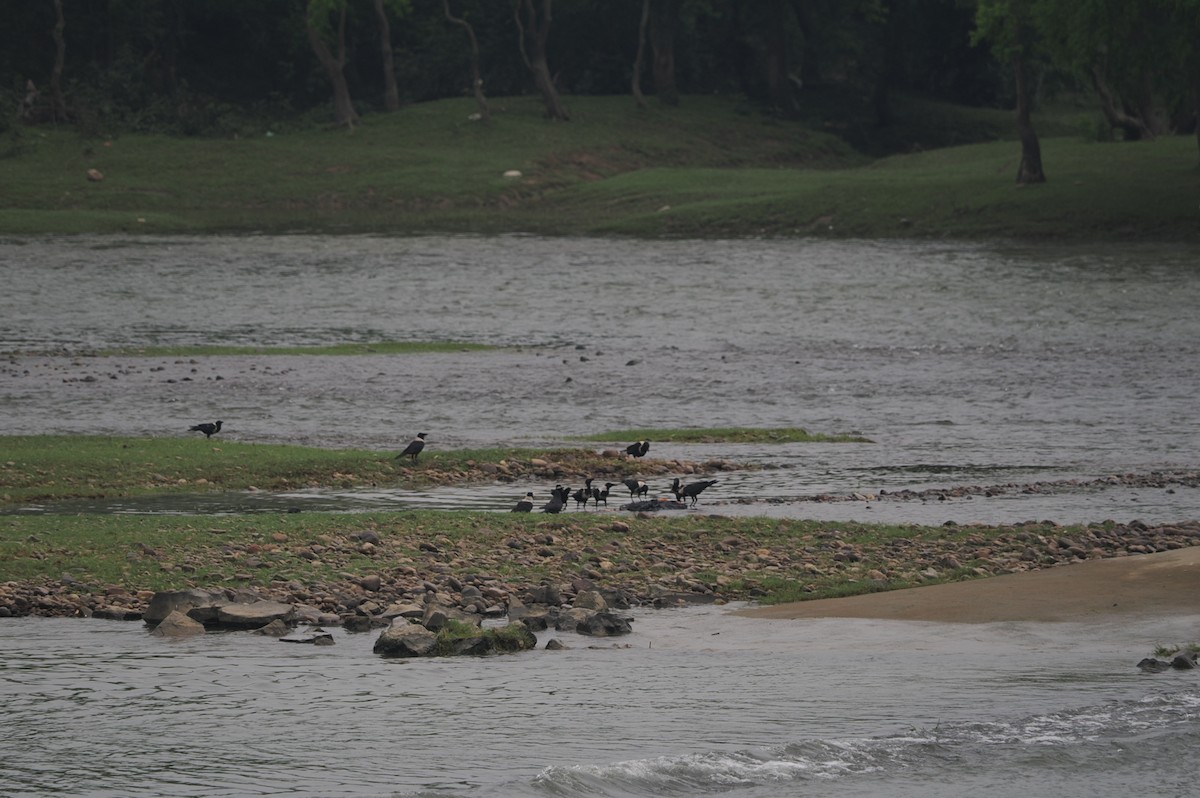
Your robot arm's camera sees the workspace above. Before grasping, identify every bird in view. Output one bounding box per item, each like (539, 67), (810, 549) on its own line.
(625, 440), (650, 458)
(678, 479), (718, 506)
(572, 478), (594, 509)
(622, 478), (649, 499)
(188, 420), (222, 439)
(395, 432), (427, 463)
(542, 489), (566, 514)
(511, 492), (535, 512)
(593, 482), (614, 507)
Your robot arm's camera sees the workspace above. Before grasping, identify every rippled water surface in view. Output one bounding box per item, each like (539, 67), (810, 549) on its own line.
(3, 608), (1199, 798)
(3, 234), (1200, 524)
(3, 235), (1200, 797)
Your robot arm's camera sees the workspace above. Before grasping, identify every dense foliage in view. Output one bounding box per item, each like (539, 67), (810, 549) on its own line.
(1, 1), (1196, 163)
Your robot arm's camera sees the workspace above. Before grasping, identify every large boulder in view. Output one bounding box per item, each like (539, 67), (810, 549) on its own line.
(215, 600), (295, 629)
(150, 610), (205, 638)
(576, 611), (634, 637)
(374, 620), (439, 657)
(143, 588), (227, 626)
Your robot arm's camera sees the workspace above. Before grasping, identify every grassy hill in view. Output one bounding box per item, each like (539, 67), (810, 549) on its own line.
(1, 93), (1196, 240)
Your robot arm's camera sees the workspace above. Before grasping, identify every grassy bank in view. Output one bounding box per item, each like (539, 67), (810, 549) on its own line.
(0, 435), (750, 505)
(2, 94), (1195, 240)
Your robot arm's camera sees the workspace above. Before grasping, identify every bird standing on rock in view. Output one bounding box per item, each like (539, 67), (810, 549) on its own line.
(512, 492), (535, 512)
(188, 420), (222, 439)
(625, 440), (650, 458)
(396, 433), (427, 464)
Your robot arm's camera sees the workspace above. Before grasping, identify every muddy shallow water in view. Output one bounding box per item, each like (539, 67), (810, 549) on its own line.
(3, 234), (1199, 525)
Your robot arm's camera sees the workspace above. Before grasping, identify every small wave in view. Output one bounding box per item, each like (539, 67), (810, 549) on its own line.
(521, 691), (1200, 797)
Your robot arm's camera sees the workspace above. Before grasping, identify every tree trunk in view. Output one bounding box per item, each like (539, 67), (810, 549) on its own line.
(1090, 61), (1154, 141)
(632, 0), (649, 109)
(373, 0), (400, 112)
(649, 0), (680, 106)
(444, 0), (490, 121)
(306, 2), (359, 128)
(50, 0), (67, 123)
(514, 0), (569, 121)
(764, 0), (792, 114)
(1013, 53), (1045, 184)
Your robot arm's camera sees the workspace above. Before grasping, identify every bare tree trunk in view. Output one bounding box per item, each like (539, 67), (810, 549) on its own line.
(373, 0), (400, 111)
(764, 0), (792, 114)
(306, 2), (360, 128)
(50, 0), (67, 123)
(444, 0), (490, 121)
(1090, 61), (1154, 141)
(632, 0), (650, 109)
(514, 0), (569, 121)
(1013, 53), (1045, 184)
(649, 0), (680, 106)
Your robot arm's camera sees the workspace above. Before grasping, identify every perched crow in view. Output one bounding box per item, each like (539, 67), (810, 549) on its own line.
(679, 479), (718, 506)
(512, 492), (535, 513)
(625, 440), (650, 458)
(395, 433), (427, 463)
(188, 420), (223, 439)
(622, 478), (649, 499)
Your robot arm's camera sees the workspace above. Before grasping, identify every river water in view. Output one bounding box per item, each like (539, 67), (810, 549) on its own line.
(2, 235), (1200, 796)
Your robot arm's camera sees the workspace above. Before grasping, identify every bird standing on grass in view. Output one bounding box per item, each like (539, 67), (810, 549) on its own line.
(188, 420), (222, 439)
(395, 433), (427, 464)
(625, 440), (650, 458)
(512, 492), (535, 512)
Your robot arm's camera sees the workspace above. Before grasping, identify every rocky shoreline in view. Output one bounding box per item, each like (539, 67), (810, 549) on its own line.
(4, 518), (1199, 626)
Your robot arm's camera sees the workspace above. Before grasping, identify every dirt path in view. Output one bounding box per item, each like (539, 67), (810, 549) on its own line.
(738, 547), (1200, 623)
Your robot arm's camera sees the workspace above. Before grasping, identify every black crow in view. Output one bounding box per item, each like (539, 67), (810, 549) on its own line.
(542, 490), (566, 514)
(188, 420), (222, 439)
(572, 478), (594, 509)
(625, 440), (650, 458)
(679, 479), (718, 505)
(512, 492), (535, 513)
(593, 482), (614, 507)
(396, 433), (427, 463)
(622, 478), (649, 499)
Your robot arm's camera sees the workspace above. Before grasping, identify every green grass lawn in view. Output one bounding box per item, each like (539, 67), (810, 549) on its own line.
(3, 93), (1195, 240)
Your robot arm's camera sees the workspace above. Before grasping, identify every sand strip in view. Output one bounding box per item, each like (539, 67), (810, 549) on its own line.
(738, 547), (1200, 623)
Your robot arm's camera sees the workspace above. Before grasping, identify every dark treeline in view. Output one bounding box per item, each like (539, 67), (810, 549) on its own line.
(2, 0), (1197, 172)
(1, 1), (1007, 130)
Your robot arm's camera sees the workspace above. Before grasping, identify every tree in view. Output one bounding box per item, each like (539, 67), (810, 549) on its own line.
(974, 0), (1046, 184)
(444, 0), (491, 121)
(632, 0), (650, 108)
(373, 0), (401, 111)
(49, 0), (67, 123)
(514, 0), (569, 120)
(306, 0), (360, 128)
(649, 0), (681, 106)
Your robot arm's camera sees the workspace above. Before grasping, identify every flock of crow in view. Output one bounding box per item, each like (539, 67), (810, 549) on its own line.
(189, 424), (718, 512)
(504, 438), (720, 514)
